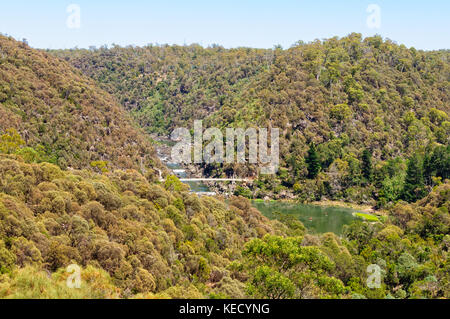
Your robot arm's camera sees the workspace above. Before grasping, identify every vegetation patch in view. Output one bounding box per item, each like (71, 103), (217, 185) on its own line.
(355, 212), (380, 222)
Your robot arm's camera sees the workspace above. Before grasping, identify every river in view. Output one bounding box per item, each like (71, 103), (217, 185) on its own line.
(159, 144), (358, 235)
(165, 162), (212, 193)
(251, 200), (358, 235)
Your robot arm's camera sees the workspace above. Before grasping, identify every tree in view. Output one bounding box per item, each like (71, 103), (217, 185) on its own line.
(330, 103), (352, 122)
(424, 145), (450, 185)
(306, 143), (321, 179)
(423, 151), (433, 186)
(242, 235), (343, 298)
(401, 153), (425, 203)
(361, 149), (373, 183)
(247, 266), (295, 299)
(164, 174), (188, 192)
(0, 128), (25, 154)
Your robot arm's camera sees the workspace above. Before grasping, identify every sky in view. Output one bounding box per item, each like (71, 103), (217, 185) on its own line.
(0, 0), (449, 50)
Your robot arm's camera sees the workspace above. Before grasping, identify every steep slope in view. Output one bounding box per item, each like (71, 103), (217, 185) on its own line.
(53, 34), (449, 204)
(52, 34), (449, 154)
(0, 35), (159, 172)
(0, 34), (447, 300)
(52, 44), (269, 134)
(208, 34), (449, 158)
(0, 156), (289, 297)
(0, 156), (448, 299)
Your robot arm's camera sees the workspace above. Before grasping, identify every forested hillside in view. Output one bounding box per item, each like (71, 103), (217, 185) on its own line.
(0, 155), (448, 298)
(0, 33), (447, 299)
(0, 35), (160, 173)
(53, 44), (269, 134)
(0, 155), (283, 298)
(53, 34), (449, 205)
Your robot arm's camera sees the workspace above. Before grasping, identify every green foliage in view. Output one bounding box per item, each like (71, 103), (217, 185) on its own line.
(402, 153), (426, 203)
(247, 265), (295, 299)
(361, 149), (373, 183)
(0, 156), (448, 298)
(90, 161), (109, 173)
(423, 144), (450, 185)
(0, 128), (25, 154)
(0, 35), (160, 175)
(0, 240), (16, 274)
(51, 35), (449, 204)
(0, 34), (448, 299)
(0, 265), (120, 299)
(306, 143), (321, 179)
(330, 104), (352, 122)
(355, 212), (379, 222)
(164, 174), (188, 192)
(242, 235), (346, 298)
(0, 157), (287, 299)
(234, 185), (253, 198)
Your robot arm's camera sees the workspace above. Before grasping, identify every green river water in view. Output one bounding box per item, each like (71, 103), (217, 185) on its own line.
(165, 162), (358, 235)
(251, 200), (358, 235)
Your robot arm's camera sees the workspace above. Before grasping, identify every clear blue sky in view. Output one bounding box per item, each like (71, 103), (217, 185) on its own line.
(1, 0), (449, 50)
